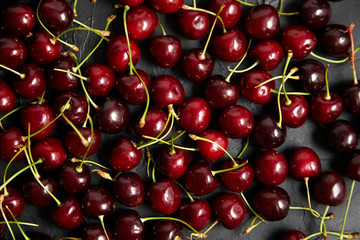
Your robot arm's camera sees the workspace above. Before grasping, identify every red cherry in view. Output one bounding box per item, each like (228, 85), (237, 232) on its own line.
(1, 2), (35, 36)
(300, 0), (331, 29)
(113, 172), (145, 207)
(82, 185), (115, 218)
(83, 224), (113, 240)
(327, 119), (359, 152)
(38, 0), (74, 32)
(85, 64), (115, 97)
(51, 196), (83, 229)
(1, 186), (25, 219)
(64, 127), (101, 157)
(47, 56), (79, 91)
(342, 83), (360, 116)
(345, 151), (360, 181)
(177, 8), (210, 40)
(313, 171), (346, 206)
(157, 146), (190, 179)
(249, 40), (284, 71)
(126, 5), (158, 40)
(23, 176), (58, 207)
(208, 0), (242, 29)
(219, 159), (254, 193)
(319, 24), (351, 57)
(148, 0), (183, 14)
(184, 162), (219, 196)
(109, 137), (142, 172)
(289, 147), (321, 180)
(31, 138), (67, 171)
(179, 199), (211, 231)
(148, 220), (183, 240)
(149, 35), (182, 68)
(0, 35), (27, 68)
(58, 162), (92, 195)
(0, 127), (26, 162)
(133, 108), (169, 141)
(298, 59), (326, 93)
(196, 130), (228, 162)
(309, 90), (343, 125)
(114, 210), (145, 240)
(0, 80), (16, 113)
(277, 95), (309, 128)
(281, 230), (307, 240)
(181, 48), (215, 83)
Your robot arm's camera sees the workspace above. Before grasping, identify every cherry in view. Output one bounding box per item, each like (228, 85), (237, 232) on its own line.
(342, 83), (360, 116)
(345, 151), (360, 181)
(196, 130), (228, 162)
(23, 176), (58, 207)
(109, 137), (142, 172)
(218, 105), (254, 139)
(47, 56), (79, 91)
(179, 199), (211, 231)
(38, 0), (74, 32)
(94, 96), (130, 134)
(281, 230), (307, 240)
(150, 75), (185, 110)
(184, 162), (219, 196)
(181, 48), (215, 82)
(0, 36), (27, 68)
(281, 25), (317, 59)
(82, 185), (115, 218)
(133, 108), (169, 141)
(58, 162), (92, 195)
(298, 59), (326, 93)
(1, 2), (35, 36)
(83, 224), (113, 240)
(126, 5), (158, 40)
(313, 171), (346, 206)
(300, 0), (331, 29)
(0, 127), (26, 162)
(113, 172), (145, 207)
(309, 90), (343, 125)
(85, 64), (115, 97)
(319, 24), (350, 57)
(1, 186), (25, 219)
(117, 0), (145, 7)
(114, 210), (145, 240)
(252, 186), (290, 221)
(277, 95), (309, 128)
(31, 138), (67, 171)
(177, 8), (210, 40)
(148, 0), (183, 14)
(177, 97), (211, 134)
(289, 147), (321, 180)
(219, 159), (254, 193)
(249, 40), (284, 71)
(149, 35), (182, 68)
(148, 220), (183, 240)
(327, 119), (359, 152)
(212, 193), (247, 229)
(245, 4), (280, 40)
(157, 146), (190, 179)
(208, 0), (242, 29)
(51, 195), (83, 229)
(65, 127), (101, 157)
(0, 81), (16, 113)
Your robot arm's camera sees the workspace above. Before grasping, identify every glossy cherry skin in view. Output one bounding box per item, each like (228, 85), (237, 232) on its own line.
(177, 9), (210, 40)
(197, 130), (228, 162)
(277, 95), (309, 128)
(82, 185), (115, 218)
(211, 29), (247, 62)
(212, 193), (247, 229)
(184, 162), (219, 196)
(21, 104), (56, 139)
(345, 151), (360, 181)
(32, 138), (67, 171)
(342, 83), (360, 116)
(114, 210), (145, 240)
(208, 0), (242, 29)
(23, 176), (58, 207)
(65, 127), (101, 157)
(179, 199), (211, 231)
(220, 159), (254, 193)
(252, 186), (290, 221)
(319, 24), (351, 57)
(109, 137), (142, 172)
(149, 220), (183, 240)
(58, 162), (92, 195)
(51, 196), (83, 229)
(218, 105), (254, 139)
(146, 179), (181, 215)
(106, 35), (141, 73)
(83, 224), (113, 240)
(27, 30), (62, 65)
(150, 75), (185, 110)
(148, 0), (183, 14)
(113, 172), (145, 207)
(126, 5), (158, 40)
(251, 114), (287, 149)
(1, 2), (35, 36)
(245, 4), (280, 40)
(133, 108), (169, 141)
(1, 186), (25, 219)
(298, 59), (326, 93)
(94, 96), (130, 134)
(149, 35), (182, 68)
(181, 49), (215, 82)
(85, 64), (115, 97)
(0, 127), (25, 162)
(47, 56), (79, 91)
(327, 119), (359, 152)
(0, 36), (26, 68)
(289, 147), (321, 180)
(177, 97), (211, 134)
(309, 91), (343, 125)
(117, 0), (145, 7)
(281, 25), (317, 59)
(313, 171), (346, 206)
(13, 63), (46, 99)
(39, 0), (73, 32)
(249, 40), (284, 71)
(0, 81), (16, 113)
(281, 230), (307, 240)
(204, 75), (240, 110)
(239, 70), (275, 104)
(300, 0), (331, 29)
(157, 146), (190, 179)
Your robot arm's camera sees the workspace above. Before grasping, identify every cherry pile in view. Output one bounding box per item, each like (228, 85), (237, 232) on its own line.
(0, 0), (360, 239)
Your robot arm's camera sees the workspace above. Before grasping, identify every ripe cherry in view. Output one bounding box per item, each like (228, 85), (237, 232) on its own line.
(208, 0), (242, 29)
(342, 83), (360, 116)
(51, 196), (83, 229)
(281, 230), (307, 240)
(58, 162), (92, 195)
(313, 171), (346, 206)
(219, 159), (254, 193)
(109, 136), (142, 172)
(82, 185), (115, 218)
(181, 48), (215, 82)
(345, 151), (360, 181)
(83, 224), (113, 240)
(114, 210), (145, 240)
(0, 81), (16, 113)
(1, 186), (25, 219)
(298, 59), (326, 93)
(31, 138), (67, 171)
(0, 36), (27, 68)
(319, 24), (350, 57)
(1, 2), (35, 36)
(126, 5), (158, 40)
(65, 127), (101, 157)
(38, 0), (74, 32)
(249, 40), (284, 71)
(85, 64), (115, 97)
(300, 0), (331, 29)
(196, 130), (228, 162)
(179, 199), (211, 231)
(148, 0), (183, 14)
(177, 8), (210, 40)
(113, 172), (145, 207)
(277, 95), (309, 128)
(47, 56), (79, 91)
(289, 147), (321, 180)
(148, 220), (183, 240)
(309, 90), (343, 125)
(23, 176), (58, 207)
(184, 162), (219, 196)
(149, 35), (182, 68)
(133, 108), (169, 141)
(157, 146), (190, 179)
(0, 127), (26, 162)
(327, 119), (359, 152)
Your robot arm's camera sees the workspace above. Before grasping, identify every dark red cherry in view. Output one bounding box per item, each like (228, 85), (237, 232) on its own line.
(319, 24), (351, 57)
(0, 36), (26, 68)
(106, 35), (141, 73)
(252, 186), (290, 221)
(1, 2), (35, 36)
(157, 146), (190, 179)
(146, 179), (181, 215)
(239, 70), (275, 104)
(218, 105), (254, 139)
(27, 30), (62, 65)
(208, 0), (242, 29)
(342, 83), (360, 116)
(51, 196), (83, 229)
(298, 59), (326, 93)
(211, 28), (247, 62)
(113, 172), (145, 207)
(327, 119), (359, 152)
(345, 151), (360, 181)
(309, 90), (343, 125)
(281, 230), (307, 240)
(204, 75), (240, 109)
(177, 97), (211, 134)
(117, 0), (145, 7)
(281, 25), (317, 59)
(245, 4), (280, 40)
(300, 0), (331, 29)
(27, 232), (53, 240)
(109, 137), (142, 172)
(249, 40), (284, 71)
(13, 63), (46, 99)
(83, 224), (113, 240)
(277, 95), (309, 128)
(179, 199), (211, 231)
(251, 114), (287, 149)
(21, 104), (56, 139)
(0, 127), (25, 162)
(1, 186), (25, 219)
(149, 220), (183, 240)
(32, 138), (67, 171)
(126, 5), (158, 40)
(23, 176), (58, 207)
(94, 96), (130, 134)
(64, 127), (101, 157)
(177, 8), (210, 40)
(289, 147), (321, 180)
(0, 81), (16, 113)
(114, 210), (145, 240)
(85, 64), (115, 97)
(197, 130), (228, 162)
(148, 0), (183, 14)
(219, 159), (254, 193)
(82, 185), (115, 218)
(181, 48), (215, 82)
(313, 171), (346, 206)
(184, 162), (219, 196)
(133, 109), (169, 141)
(39, 0), (73, 32)
(212, 193), (247, 229)
(47, 56), (79, 91)
(58, 162), (92, 195)
(150, 75), (185, 110)
(149, 35), (182, 68)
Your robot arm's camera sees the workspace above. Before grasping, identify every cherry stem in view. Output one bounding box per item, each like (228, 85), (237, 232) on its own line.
(27, 111), (61, 139)
(123, 5), (134, 75)
(80, 114), (94, 167)
(255, 75), (299, 88)
(281, 51), (294, 105)
(339, 180), (356, 240)
(278, 12), (299, 16)
(227, 60), (260, 73)
(99, 215), (111, 240)
(243, 216), (264, 235)
(51, 28), (110, 46)
(289, 207), (326, 219)
(301, 231), (360, 240)
(304, 177), (321, 218)
(60, 110), (89, 148)
(319, 205), (330, 238)
(92, 169), (113, 181)
(345, 23), (357, 85)
(309, 46), (360, 64)
(145, 148), (157, 183)
(225, 39), (252, 82)
(192, 0), (196, 8)
(26, 124), (41, 179)
(142, 135), (198, 151)
(240, 192), (265, 222)
(57, 238), (82, 240)
(236, 0), (256, 7)
(173, 179), (194, 202)
(73, 0), (78, 17)
(71, 158), (112, 171)
(0, 64), (25, 79)
(270, 89), (311, 96)
(211, 160), (248, 176)
(203, 220), (219, 235)
(54, 68), (89, 81)
(324, 65), (331, 100)
(133, 67), (150, 128)
(5, 206), (30, 240)
(158, 21), (167, 36)
(278, 0), (284, 16)
(0, 195), (15, 240)
(0, 221), (38, 227)
(73, 19), (110, 42)
(236, 136), (249, 159)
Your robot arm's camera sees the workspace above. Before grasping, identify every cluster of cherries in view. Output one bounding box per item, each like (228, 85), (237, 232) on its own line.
(0, 0), (360, 239)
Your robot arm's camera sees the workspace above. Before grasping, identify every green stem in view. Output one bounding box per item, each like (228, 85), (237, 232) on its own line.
(240, 192), (264, 221)
(225, 39), (252, 82)
(236, 136), (249, 159)
(73, 0), (78, 17)
(28, 113), (61, 139)
(158, 21), (166, 36)
(304, 177), (321, 218)
(211, 160), (248, 175)
(173, 180), (194, 202)
(80, 114), (94, 168)
(0, 221), (38, 227)
(61, 111), (89, 148)
(142, 135), (198, 151)
(71, 158), (112, 171)
(54, 68), (89, 80)
(279, 12), (300, 16)
(324, 65), (330, 100)
(73, 19), (110, 41)
(132, 67), (150, 128)
(0, 64), (25, 79)
(5, 206), (30, 240)
(52, 27), (109, 44)
(289, 206), (323, 219)
(270, 89), (311, 95)
(319, 205), (330, 237)
(339, 180), (356, 240)
(281, 51), (293, 105)
(192, 0), (196, 8)
(301, 231), (357, 240)
(255, 75), (299, 88)
(0, 197), (16, 240)
(99, 215), (110, 240)
(236, 0), (256, 7)
(26, 126), (41, 179)
(278, 0), (283, 16)
(310, 51), (356, 64)
(227, 60), (259, 73)
(123, 5), (134, 75)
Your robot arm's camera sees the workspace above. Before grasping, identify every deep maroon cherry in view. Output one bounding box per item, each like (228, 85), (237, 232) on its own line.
(109, 137), (142, 172)
(181, 48), (215, 82)
(47, 56), (79, 91)
(58, 162), (92, 195)
(177, 8), (210, 40)
(219, 159), (254, 193)
(114, 210), (145, 240)
(113, 172), (145, 207)
(51, 196), (83, 229)
(252, 186), (290, 221)
(249, 40), (284, 71)
(179, 199), (211, 231)
(345, 151), (360, 181)
(212, 193), (247, 229)
(157, 146), (190, 179)
(126, 5), (158, 40)
(0, 35), (26, 68)
(0, 127), (26, 162)
(31, 138), (67, 171)
(208, 0), (242, 29)
(300, 0), (331, 29)
(149, 220), (183, 240)
(82, 185), (115, 218)
(65, 127), (101, 157)
(149, 35), (182, 68)
(133, 108), (169, 141)
(298, 59), (326, 93)
(39, 0), (74, 32)
(117, 0), (145, 7)
(1, 2), (35, 36)
(319, 24), (350, 57)
(83, 224), (113, 240)
(85, 64), (115, 97)
(313, 171), (346, 206)
(277, 95), (309, 128)
(27, 232), (53, 240)
(1, 186), (25, 219)
(146, 179), (181, 215)
(23, 176), (58, 207)
(309, 90), (343, 124)
(245, 4), (280, 40)
(327, 119), (359, 152)
(289, 147), (321, 180)
(148, 0), (183, 13)
(0, 81), (16, 113)
(196, 130), (228, 162)
(184, 162), (219, 196)
(342, 83), (360, 116)
(281, 230), (307, 240)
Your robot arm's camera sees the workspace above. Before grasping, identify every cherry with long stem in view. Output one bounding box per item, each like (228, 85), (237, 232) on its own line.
(225, 39), (252, 82)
